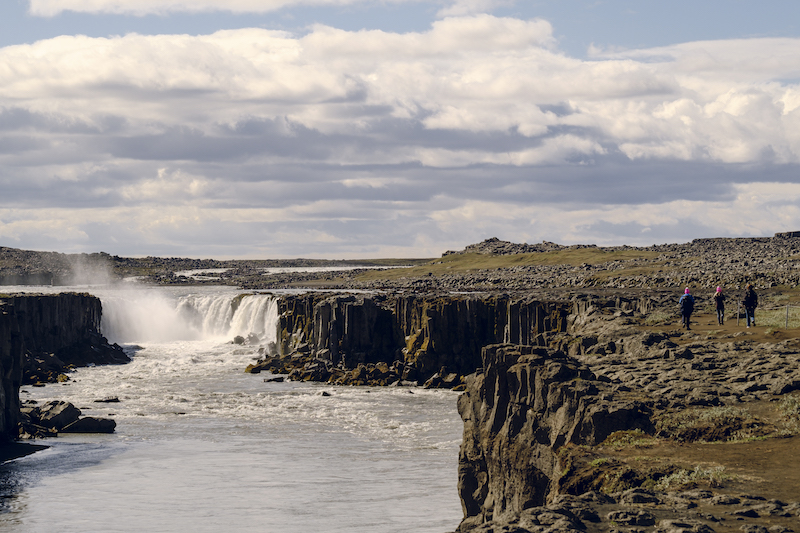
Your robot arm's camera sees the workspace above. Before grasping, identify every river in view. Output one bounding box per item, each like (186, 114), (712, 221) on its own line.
(0, 284), (463, 533)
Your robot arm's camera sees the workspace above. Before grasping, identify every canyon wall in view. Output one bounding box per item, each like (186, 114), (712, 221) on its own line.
(0, 303), (24, 442)
(0, 293), (126, 441)
(455, 344), (652, 531)
(275, 293), (573, 379)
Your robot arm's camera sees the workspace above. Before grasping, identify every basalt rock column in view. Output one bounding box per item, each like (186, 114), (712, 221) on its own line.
(0, 303), (23, 442)
(455, 344), (652, 531)
(275, 293), (572, 381)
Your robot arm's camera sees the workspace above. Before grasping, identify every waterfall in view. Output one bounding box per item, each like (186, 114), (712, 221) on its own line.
(99, 288), (279, 344)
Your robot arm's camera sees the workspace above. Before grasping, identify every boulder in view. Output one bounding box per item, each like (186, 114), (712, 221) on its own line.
(60, 417), (116, 434)
(37, 400), (81, 430)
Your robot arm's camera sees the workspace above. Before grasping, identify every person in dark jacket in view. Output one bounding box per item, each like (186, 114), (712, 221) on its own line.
(679, 287), (695, 330)
(742, 284), (758, 327)
(713, 286), (726, 325)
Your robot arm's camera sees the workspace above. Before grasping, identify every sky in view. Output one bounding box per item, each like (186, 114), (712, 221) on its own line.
(2, 1), (800, 259)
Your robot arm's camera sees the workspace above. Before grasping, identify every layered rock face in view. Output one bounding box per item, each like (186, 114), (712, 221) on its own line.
(456, 344), (652, 531)
(0, 304), (24, 442)
(275, 293), (572, 380)
(1, 294), (129, 384)
(0, 293), (126, 441)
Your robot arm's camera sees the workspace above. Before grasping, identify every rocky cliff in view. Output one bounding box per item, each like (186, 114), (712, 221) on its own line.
(451, 295), (800, 532)
(0, 293), (127, 441)
(0, 303), (24, 442)
(1, 293), (129, 385)
(455, 344), (652, 531)
(271, 293), (572, 381)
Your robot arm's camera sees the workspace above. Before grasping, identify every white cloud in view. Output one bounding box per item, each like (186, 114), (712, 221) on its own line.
(28, 0), (513, 17)
(3, 16), (800, 256)
(437, 0), (513, 17)
(29, 0), (371, 16)
(3, 20), (800, 170)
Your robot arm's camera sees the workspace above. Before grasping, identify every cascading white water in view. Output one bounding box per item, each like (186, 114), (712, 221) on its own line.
(99, 287), (279, 344)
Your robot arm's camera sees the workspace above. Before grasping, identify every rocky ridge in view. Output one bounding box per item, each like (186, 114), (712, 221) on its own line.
(4, 233), (800, 292)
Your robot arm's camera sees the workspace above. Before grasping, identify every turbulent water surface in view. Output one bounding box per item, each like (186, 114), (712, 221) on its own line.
(0, 284), (463, 533)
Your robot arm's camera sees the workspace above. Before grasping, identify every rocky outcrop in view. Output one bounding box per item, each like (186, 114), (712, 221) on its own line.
(443, 237), (572, 256)
(0, 293), (129, 384)
(455, 344), (652, 531)
(258, 293), (572, 384)
(20, 400), (116, 437)
(0, 293), (126, 442)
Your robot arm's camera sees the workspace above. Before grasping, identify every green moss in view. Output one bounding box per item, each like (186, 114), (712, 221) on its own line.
(602, 429), (656, 448)
(779, 394), (800, 422)
(655, 466), (731, 490)
(643, 310), (675, 326)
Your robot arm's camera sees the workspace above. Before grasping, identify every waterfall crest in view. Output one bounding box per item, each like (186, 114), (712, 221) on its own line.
(100, 289), (279, 344)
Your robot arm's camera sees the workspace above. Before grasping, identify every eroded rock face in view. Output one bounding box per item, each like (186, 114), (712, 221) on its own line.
(0, 305), (24, 443)
(456, 344), (652, 531)
(0, 293), (126, 442)
(273, 293), (572, 382)
(1, 293), (130, 384)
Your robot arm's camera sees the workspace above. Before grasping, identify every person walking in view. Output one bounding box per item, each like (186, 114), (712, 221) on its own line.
(742, 284), (758, 328)
(713, 286), (726, 325)
(679, 287), (695, 330)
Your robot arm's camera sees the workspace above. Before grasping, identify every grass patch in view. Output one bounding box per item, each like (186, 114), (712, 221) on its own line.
(656, 406), (772, 443)
(755, 305), (800, 329)
(602, 429), (657, 448)
(643, 310), (676, 326)
(655, 466), (731, 490)
(779, 394), (800, 422)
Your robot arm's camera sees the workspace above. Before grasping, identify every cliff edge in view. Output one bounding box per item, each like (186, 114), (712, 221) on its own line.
(0, 293), (127, 443)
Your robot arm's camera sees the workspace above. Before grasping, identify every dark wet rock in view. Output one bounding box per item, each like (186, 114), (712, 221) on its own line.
(275, 292), (570, 381)
(94, 397), (120, 403)
(0, 305), (24, 442)
(61, 416), (116, 434)
(36, 400), (81, 430)
(19, 400), (116, 435)
(0, 294), (130, 385)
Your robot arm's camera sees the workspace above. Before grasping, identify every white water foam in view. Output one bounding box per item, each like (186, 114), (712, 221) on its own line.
(99, 287), (278, 344)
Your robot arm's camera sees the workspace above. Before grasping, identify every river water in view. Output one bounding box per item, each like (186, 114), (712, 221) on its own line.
(0, 284), (464, 533)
